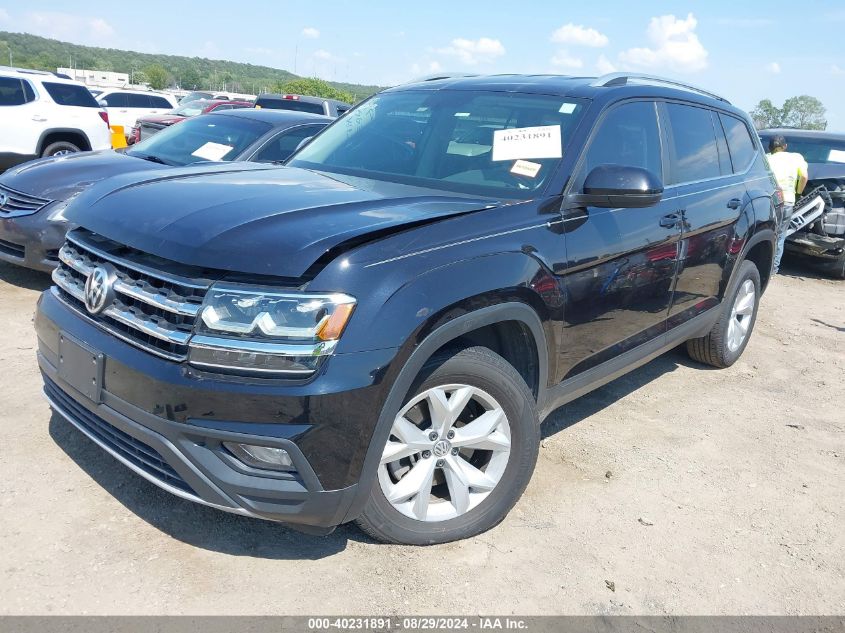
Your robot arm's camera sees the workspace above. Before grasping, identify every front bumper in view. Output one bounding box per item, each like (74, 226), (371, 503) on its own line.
(35, 288), (398, 529)
(0, 209), (67, 272)
(785, 231), (845, 271)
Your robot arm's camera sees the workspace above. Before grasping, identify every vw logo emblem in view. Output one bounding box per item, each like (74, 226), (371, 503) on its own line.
(0, 192), (7, 209)
(432, 439), (451, 458)
(83, 266), (114, 315)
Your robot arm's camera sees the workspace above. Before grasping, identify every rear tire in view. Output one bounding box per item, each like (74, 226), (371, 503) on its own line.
(41, 141), (81, 157)
(686, 260), (761, 368)
(355, 346), (539, 545)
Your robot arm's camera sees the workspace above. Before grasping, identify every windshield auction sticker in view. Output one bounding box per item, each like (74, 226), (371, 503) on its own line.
(492, 125), (562, 161)
(191, 142), (234, 161)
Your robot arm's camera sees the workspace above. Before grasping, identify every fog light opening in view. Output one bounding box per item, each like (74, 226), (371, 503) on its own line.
(223, 442), (294, 471)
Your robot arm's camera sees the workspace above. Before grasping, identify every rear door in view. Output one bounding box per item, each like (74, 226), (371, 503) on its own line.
(661, 102), (751, 326)
(558, 100), (681, 380)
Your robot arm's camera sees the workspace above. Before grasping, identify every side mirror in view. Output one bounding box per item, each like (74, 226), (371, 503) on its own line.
(569, 164), (663, 209)
(98, 98), (109, 107)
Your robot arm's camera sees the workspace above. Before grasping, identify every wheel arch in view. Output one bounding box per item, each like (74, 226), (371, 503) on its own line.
(340, 300), (549, 524)
(37, 128), (92, 155)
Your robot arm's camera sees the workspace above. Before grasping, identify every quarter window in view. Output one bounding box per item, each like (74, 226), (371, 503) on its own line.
(127, 94), (152, 108)
(580, 101), (662, 183)
(719, 113), (756, 173)
(665, 103), (720, 184)
(42, 82), (99, 107)
(0, 76), (35, 106)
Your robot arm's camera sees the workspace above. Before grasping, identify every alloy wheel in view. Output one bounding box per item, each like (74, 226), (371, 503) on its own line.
(378, 384), (511, 522)
(727, 279), (755, 352)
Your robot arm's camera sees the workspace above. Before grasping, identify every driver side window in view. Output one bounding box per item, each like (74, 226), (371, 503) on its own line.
(578, 101), (662, 188)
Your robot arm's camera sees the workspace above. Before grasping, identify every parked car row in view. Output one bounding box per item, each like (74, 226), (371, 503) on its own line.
(2, 71), (787, 545)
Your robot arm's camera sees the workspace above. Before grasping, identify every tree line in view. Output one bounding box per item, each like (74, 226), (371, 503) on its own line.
(0, 30), (379, 102)
(750, 95), (827, 130)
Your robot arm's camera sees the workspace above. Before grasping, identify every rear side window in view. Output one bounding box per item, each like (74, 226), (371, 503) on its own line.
(42, 82), (99, 107)
(719, 114), (757, 173)
(256, 97), (325, 115)
(0, 76), (35, 106)
(664, 103), (720, 184)
(580, 101), (662, 181)
(150, 96), (172, 109)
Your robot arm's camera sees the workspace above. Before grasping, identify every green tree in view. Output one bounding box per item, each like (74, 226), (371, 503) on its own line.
(750, 99), (782, 129)
(276, 77), (355, 103)
(780, 95), (827, 130)
(750, 96), (827, 131)
(144, 64), (170, 90)
(180, 67), (203, 90)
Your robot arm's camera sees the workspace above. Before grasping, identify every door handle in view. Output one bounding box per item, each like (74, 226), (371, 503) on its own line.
(660, 213), (681, 228)
(727, 198), (741, 210)
(31, 115), (47, 122)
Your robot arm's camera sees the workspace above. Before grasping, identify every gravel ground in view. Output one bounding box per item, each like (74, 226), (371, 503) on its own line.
(0, 258), (842, 615)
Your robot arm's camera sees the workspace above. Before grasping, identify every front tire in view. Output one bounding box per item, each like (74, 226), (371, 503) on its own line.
(686, 259), (761, 368)
(356, 346), (539, 545)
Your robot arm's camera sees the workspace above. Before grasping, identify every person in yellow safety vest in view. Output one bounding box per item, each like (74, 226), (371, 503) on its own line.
(766, 135), (808, 274)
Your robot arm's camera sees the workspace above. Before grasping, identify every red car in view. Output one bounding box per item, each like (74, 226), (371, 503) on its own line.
(130, 99), (253, 143)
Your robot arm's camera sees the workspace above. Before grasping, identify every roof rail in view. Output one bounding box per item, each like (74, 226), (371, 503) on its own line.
(0, 65), (53, 76)
(591, 72), (730, 104)
(405, 72), (479, 84)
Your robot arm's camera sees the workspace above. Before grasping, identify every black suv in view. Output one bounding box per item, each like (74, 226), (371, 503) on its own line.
(36, 73), (779, 545)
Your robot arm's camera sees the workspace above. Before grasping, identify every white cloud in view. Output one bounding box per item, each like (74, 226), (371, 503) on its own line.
(301, 27), (319, 39)
(550, 50), (583, 70)
(438, 37), (505, 66)
(17, 11), (117, 47)
(596, 54), (617, 75)
(765, 62), (781, 74)
(619, 13), (708, 72)
(551, 23), (608, 48)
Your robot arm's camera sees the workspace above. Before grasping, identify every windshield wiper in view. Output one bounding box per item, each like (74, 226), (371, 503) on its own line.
(133, 153), (172, 166)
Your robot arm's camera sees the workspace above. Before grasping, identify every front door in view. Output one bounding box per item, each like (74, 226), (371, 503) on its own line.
(557, 100), (681, 382)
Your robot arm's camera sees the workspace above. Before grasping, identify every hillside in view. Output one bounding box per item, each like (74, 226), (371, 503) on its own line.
(0, 31), (382, 100)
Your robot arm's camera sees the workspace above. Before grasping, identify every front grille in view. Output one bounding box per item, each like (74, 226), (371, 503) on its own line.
(44, 376), (195, 495)
(52, 229), (214, 360)
(0, 238), (25, 258)
(0, 184), (51, 217)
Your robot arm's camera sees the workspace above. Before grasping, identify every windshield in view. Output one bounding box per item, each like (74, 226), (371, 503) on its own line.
(171, 101), (212, 117)
(779, 137), (845, 164)
(289, 90), (588, 198)
(126, 115), (272, 166)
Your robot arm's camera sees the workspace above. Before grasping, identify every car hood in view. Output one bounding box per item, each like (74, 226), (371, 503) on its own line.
(0, 150), (164, 202)
(69, 164), (499, 279)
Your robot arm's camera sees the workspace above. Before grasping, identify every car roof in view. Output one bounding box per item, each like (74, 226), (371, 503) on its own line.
(99, 88), (173, 97)
(0, 66), (80, 84)
(207, 108), (333, 125)
(758, 128), (845, 141)
(387, 73), (747, 116)
(256, 93), (351, 107)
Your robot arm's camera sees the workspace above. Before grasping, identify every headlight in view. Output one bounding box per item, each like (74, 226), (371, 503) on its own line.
(47, 192), (82, 223)
(188, 285), (356, 376)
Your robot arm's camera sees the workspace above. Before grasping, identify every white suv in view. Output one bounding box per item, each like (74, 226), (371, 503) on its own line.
(95, 89), (177, 139)
(0, 67), (112, 171)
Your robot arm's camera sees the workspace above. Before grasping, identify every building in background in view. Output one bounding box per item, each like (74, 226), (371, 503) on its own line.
(56, 68), (130, 89)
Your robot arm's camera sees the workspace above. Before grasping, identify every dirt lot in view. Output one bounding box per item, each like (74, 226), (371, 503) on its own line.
(0, 259), (842, 616)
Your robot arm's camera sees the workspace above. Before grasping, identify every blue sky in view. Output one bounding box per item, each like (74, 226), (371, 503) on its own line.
(1, 0), (844, 128)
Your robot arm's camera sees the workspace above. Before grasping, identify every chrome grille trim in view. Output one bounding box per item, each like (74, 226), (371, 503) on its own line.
(58, 244), (202, 317)
(0, 184), (52, 218)
(51, 267), (191, 346)
(65, 231), (207, 290)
